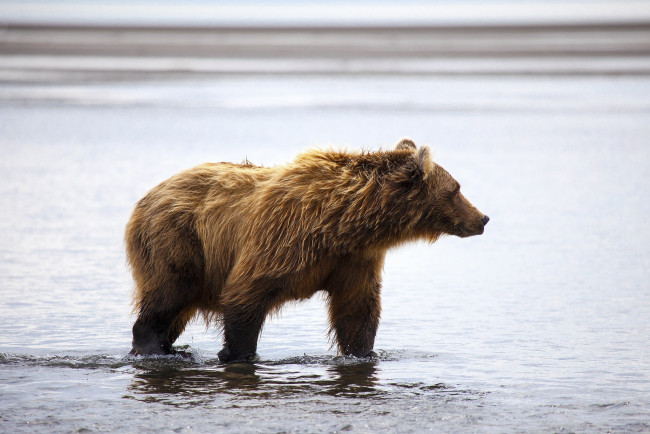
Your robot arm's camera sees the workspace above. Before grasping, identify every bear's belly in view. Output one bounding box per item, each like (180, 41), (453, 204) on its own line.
(283, 262), (334, 301)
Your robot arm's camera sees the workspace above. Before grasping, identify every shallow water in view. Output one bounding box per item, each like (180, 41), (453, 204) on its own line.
(1, 76), (650, 432)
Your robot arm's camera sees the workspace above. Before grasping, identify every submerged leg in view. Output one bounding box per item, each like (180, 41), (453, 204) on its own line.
(218, 278), (279, 363)
(130, 280), (197, 356)
(131, 311), (180, 356)
(217, 306), (266, 363)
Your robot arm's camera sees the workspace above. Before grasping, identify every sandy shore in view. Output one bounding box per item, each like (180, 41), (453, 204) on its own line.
(1, 22), (650, 81)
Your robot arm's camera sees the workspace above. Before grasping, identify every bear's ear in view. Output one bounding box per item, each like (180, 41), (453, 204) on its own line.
(416, 146), (433, 179)
(391, 145), (432, 186)
(395, 138), (416, 151)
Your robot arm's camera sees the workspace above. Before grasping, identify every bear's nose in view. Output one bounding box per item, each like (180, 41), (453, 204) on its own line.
(482, 215), (490, 226)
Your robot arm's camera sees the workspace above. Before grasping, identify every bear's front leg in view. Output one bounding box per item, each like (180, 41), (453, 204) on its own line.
(329, 290), (381, 357)
(327, 256), (383, 358)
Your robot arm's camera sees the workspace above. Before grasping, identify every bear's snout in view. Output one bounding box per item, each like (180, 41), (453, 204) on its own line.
(453, 209), (489, 238)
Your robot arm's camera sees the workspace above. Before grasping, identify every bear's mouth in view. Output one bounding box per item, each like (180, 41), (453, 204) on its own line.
(456, 223), (484, 238)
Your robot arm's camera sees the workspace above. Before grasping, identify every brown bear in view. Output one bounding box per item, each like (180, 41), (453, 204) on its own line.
(126, 139), (488, 362)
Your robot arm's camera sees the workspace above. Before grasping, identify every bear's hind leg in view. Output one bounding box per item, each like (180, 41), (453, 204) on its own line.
(218, 279), (280, 363)
(130, 280), (197, 356)
(131, 311), (179, 356)
(217, 304), (266, 363)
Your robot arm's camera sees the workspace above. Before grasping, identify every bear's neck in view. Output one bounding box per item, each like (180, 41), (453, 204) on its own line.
(246, 165), (429, 274)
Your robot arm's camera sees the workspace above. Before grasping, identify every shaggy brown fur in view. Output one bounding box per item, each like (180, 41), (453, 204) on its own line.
(126, 139), (488, 362)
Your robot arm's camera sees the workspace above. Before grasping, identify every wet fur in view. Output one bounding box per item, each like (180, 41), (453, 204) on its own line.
(126, 139), (487, 361)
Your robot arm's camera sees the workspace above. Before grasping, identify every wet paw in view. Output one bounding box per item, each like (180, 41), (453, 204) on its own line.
(218, 347), (258, 363)
(129, 345), (173, 357)
(172, 349), (192, 359)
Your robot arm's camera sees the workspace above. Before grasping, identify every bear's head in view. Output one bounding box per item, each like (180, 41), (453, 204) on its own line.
(393, 138), (489, 241)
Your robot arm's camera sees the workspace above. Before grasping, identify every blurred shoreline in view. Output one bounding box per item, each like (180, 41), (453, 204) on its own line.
(1, 19), (650, 81)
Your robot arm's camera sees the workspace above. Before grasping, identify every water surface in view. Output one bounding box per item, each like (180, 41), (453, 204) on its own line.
(1, 76), (649, 432)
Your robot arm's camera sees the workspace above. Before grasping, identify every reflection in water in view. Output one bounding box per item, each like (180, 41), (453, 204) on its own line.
(323, 361), (380, 398)
(127, 358), (389, 406)
(128, 361), (259, 406)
